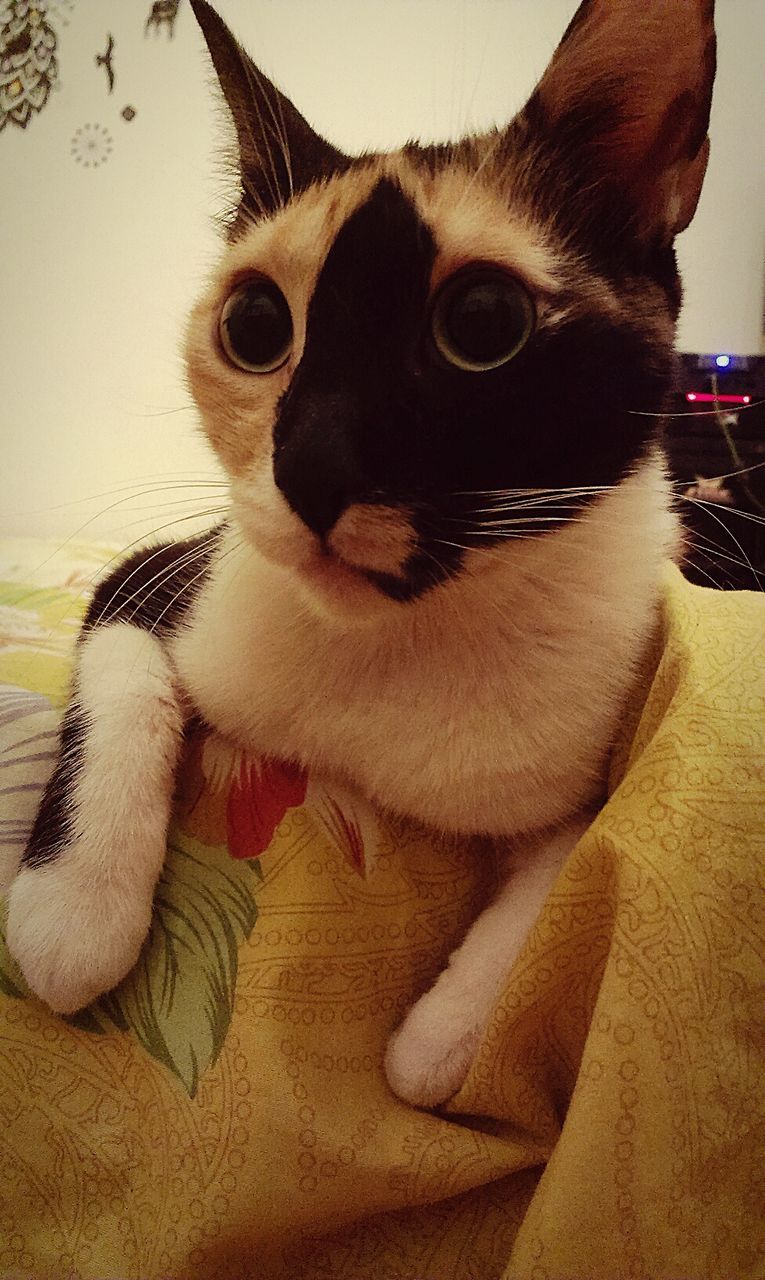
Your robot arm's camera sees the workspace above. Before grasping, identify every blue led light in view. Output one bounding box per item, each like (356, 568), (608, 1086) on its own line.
(715, 354), (731, 368)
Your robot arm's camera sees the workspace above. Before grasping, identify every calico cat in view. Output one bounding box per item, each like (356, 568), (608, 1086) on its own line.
(6, 0), (715, 1108)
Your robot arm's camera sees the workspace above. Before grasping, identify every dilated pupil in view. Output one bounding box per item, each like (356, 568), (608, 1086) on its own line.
(226, 282), (291, 366)
(445, 280), (527, 363)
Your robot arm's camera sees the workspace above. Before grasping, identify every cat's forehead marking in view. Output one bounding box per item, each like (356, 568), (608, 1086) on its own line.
(219, 162), (385, 327)
(395, 157), (564, 297)
(394, 155), (635, 335)
(296, 174), (437, 373)
(219, 151), (566, 315)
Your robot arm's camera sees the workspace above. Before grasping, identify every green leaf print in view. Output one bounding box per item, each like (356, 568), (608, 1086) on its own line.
(1, 829), (260, 1096)
(86, 831), (260, 1095)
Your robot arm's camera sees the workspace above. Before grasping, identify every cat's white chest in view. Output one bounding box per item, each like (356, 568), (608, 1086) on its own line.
(170, 537), (625, 836)
(172, 547), (487, 825)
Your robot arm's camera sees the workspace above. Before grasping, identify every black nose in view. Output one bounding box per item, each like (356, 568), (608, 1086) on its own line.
(273, 390), (368, 537)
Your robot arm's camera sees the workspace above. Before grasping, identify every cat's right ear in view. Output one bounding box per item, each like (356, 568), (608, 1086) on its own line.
(190, 0), (349, 226)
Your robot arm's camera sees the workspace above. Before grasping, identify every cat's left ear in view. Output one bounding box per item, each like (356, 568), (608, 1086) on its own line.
(190, 0), (349, 224)
(519, 0), (716, 246)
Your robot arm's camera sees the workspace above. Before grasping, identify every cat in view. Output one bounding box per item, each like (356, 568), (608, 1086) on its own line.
(6, 0), (716, 1108)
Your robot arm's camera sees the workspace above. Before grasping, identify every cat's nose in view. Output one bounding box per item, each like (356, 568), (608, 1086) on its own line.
(273, 392), (367, 537)
(276, 458), (349, 537)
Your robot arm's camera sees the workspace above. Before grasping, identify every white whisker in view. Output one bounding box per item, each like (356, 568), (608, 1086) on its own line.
(90, 532), (222, 629)
(681, 497), (761, 591)
(683, 531), (764, 584)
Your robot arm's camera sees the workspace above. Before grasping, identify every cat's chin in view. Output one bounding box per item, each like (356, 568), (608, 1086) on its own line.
(262, 541), (401, 622)
(230, 481), (408, 620)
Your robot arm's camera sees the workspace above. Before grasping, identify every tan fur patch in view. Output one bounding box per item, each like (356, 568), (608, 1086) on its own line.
(184, 162), (385, 477)
(395, 156), (563, 298)
(329, 503), (416, 575)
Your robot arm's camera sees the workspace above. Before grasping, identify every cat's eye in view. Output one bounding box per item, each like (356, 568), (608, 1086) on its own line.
(431, 268), (535, 372)
(219, 277), (293, 373)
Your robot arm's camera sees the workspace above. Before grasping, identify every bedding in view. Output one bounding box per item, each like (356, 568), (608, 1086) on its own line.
(0, 537), (763, 1280)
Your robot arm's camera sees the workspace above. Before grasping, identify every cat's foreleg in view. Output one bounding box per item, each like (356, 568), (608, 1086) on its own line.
(6, 621), (183, 1014)
(384, 815), (591, 1108)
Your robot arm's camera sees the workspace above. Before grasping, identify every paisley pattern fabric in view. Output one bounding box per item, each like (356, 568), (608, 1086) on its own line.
(0, 538), (763, 1280)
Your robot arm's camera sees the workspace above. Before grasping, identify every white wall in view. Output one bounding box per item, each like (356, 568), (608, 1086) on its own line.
(1, 0), (763, 543)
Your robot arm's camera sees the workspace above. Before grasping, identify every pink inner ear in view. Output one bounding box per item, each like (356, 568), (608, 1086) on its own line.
(660, 135), (711, 240)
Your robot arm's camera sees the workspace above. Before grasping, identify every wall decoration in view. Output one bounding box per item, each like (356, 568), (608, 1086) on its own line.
(48, 0), (74, 27)
(0, 0), (59, 131)
(70, 121), (113, 167)
(145, 0), (181, 38)
(95, 32), (114, 94)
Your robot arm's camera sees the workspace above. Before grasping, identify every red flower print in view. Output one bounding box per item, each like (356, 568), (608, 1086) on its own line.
(305, 778), (377, 878)
(226, 757), (308, 859)
(315, 791), (365, 874)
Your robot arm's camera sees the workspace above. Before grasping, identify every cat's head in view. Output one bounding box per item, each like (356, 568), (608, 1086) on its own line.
(186, 0), (715, 619)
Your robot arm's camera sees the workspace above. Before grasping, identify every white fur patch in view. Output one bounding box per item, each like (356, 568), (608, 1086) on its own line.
(384, 814), (592, 1106)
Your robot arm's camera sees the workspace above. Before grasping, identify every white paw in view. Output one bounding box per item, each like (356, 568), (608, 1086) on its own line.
(384, 980), (489, 1108)
(6, 858), (154, 1014)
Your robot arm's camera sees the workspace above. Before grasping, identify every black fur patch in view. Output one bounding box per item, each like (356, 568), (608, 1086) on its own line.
(22, 702), (88, 869)
(506, 94), (654, 275)
(272, 177), (437, 526)
(83, 529), (222, 637)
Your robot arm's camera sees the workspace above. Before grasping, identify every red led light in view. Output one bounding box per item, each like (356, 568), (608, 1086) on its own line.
(685, 392), (752, 405)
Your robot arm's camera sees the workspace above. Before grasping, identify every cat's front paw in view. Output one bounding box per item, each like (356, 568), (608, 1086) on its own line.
(6, 858), (154, 1014)
(384, 981), (488, 1108)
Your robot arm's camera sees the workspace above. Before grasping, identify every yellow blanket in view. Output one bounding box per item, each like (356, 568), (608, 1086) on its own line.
(0, 544), (763, 1279)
